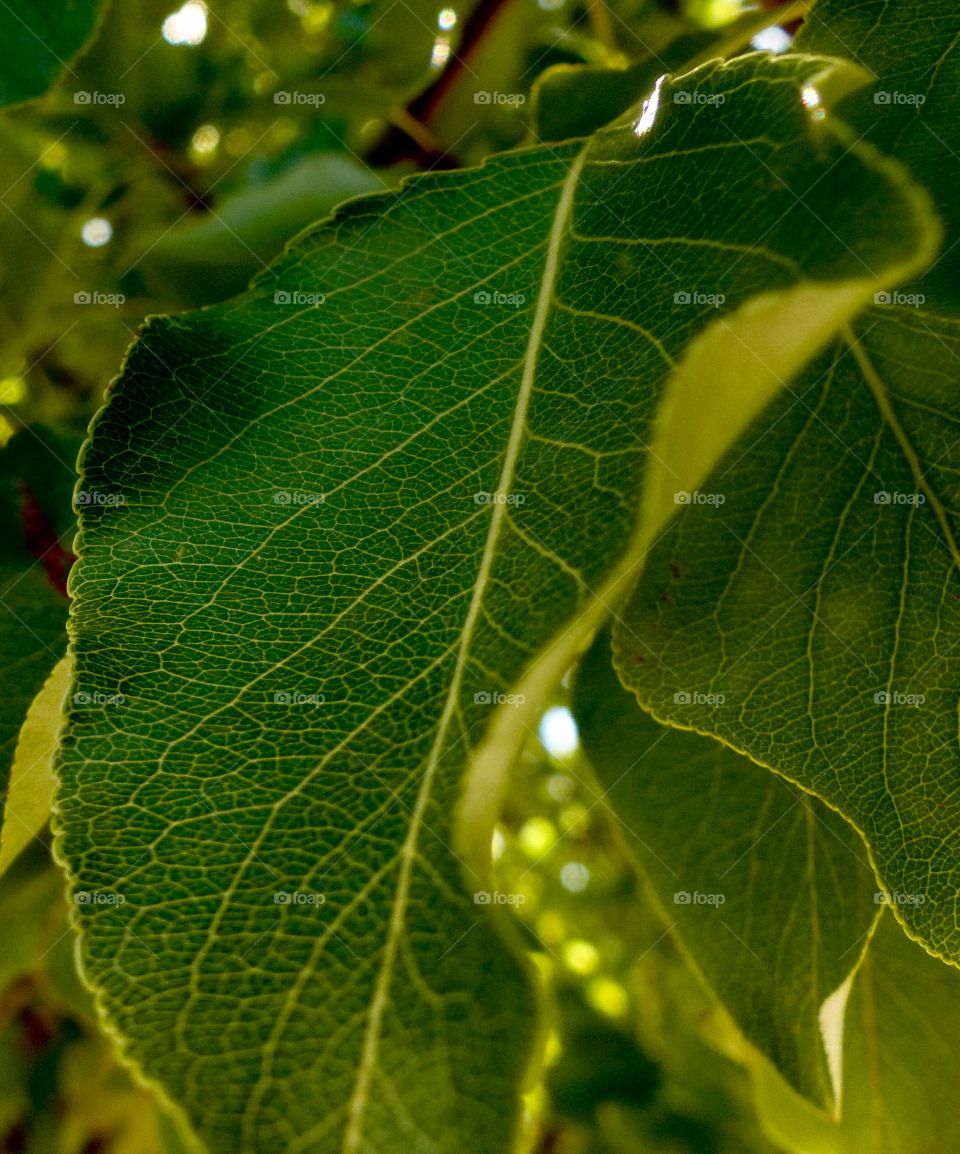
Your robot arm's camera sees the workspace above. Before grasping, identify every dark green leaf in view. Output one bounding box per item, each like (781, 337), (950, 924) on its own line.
(55, 54), (936, 1153)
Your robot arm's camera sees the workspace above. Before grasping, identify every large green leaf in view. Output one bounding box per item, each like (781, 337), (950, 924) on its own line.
(573, 630), (877, 1111)
(0, 0), (104, 107)
(613, 0), (960, 967)
(755, 913), (960, 1154)
(55, 53), (936, 1154)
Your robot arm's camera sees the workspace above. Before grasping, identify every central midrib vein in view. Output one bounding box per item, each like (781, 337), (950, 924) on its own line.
(340, 144), (588, 1154)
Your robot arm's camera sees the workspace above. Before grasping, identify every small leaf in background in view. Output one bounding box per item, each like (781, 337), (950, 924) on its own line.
(143, 155), (389, 305)
(0, 657), (72, 878)
(0, 0), (104, 107)
(0, 429), (78, 817)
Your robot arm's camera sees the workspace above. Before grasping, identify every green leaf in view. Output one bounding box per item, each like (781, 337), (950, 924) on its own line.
(55, 53), (937, 1154)
(797, 0), (960, 310)
(612, 0), (960, 968)
(0, 0), (104, 108)
(531, 0), (809, 142)
(143, 156), (389, 307)
(613, 324), (960, 968)
(0, 428), (76, 814)
(573, 630), (877, 1111)
(0, 657), (71, 877)
(755, 912), (960, 1154)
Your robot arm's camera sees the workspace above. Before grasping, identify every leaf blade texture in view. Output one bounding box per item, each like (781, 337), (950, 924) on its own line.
(56, 53), (938, 1154)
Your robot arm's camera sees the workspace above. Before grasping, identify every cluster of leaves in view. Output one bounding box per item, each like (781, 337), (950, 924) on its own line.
(2, 0), (960, 1152)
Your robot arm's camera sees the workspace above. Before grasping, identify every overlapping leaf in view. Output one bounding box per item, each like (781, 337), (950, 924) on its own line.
(800, 0), (960, 310)
(613, 1), (960, 967)
(55, 53), (936, 1154)
(573, 629), (877, 1111)
(755, 913), (960, 1154)
(532, 1), (808, 143)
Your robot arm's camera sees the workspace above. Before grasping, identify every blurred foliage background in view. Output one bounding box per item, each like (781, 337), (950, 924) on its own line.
(0, 0), (801, 1150)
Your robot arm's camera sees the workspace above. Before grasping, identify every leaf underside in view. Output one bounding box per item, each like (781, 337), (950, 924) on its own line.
(55, 52), (937, 1154)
